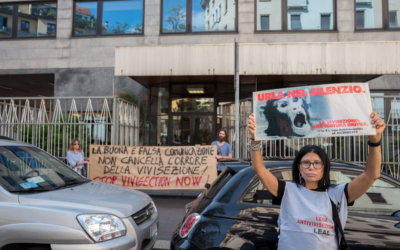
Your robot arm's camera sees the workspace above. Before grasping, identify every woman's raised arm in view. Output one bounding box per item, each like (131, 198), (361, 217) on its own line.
(248, 113), (279, 197)
(347, 112), (386, 203)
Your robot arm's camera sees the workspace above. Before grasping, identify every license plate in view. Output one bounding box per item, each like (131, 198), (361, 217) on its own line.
(150, 221), (158, 239)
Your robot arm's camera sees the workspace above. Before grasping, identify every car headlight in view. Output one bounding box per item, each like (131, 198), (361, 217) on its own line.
(77, 214), (126, 242)
(151, 201), (158, 214)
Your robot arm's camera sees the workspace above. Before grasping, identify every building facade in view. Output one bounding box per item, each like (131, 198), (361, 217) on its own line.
(1, 0), (400, 148)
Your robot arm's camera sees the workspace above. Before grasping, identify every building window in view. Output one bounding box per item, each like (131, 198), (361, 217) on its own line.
(0, 5), (13, 38)
(389, 0), (400, 29)
(390, 11), (398, 28)
(162, 0), (237, 33)
(355, 0), (382, 29)
(256, 0), (335, 32)
(21, 20), (30, 31)
(356, 10), (365, 29)
(18, 3), (57, 38)
(355, 0), (386, 30)
(47, 23), (56, 34)
(73, 0), (144, 37)
(260, 15), (270, 30)
(321, 14), (331, 29)
(0, 3), (57, 39)
(290, 14), (301, 30)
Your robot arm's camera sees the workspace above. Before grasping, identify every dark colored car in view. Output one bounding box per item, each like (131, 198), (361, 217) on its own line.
(171, 159), (400, 250)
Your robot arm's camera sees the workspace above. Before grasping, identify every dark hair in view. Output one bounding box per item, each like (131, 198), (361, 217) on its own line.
(217, 129), (228, 142)
(292, 145), (330, 189)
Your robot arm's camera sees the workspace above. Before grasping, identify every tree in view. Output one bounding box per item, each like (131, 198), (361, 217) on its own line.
(47, 9), (57, 18)
(134, 23), (143, 33)
(110, 21), (130, 34)
(163, 5), (186, 32)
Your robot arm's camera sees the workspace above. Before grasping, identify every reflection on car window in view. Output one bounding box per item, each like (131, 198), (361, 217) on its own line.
(206, 169), (232, 199)
(242, 179), (274, 205)
(242, 168), (400, 216)
(0, 146), (84, 192)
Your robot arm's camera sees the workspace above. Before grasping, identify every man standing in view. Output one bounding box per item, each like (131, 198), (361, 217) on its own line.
(211, 129), (233, 175)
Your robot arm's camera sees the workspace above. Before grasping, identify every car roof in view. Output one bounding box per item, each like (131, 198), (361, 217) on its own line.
(223, 157), (366, 170)
(223, 158), (400, 184)
(0, 138), (34, 147)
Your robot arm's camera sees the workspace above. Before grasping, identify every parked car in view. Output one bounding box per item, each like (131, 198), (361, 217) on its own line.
(0, 136), (158, 250)
(171, 159), (400, 250)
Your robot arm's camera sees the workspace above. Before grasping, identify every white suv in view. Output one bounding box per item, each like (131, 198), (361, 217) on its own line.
(0, 137), (158, 250)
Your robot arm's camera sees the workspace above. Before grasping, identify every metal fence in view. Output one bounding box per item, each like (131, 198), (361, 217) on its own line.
(221, 95), (400, 180)
(0, 96), (139, 159)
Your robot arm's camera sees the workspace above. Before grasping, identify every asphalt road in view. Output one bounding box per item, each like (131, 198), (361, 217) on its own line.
(151, 196), (196, 241)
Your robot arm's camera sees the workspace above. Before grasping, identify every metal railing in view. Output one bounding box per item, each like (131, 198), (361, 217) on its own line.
(221, 96), (400, 179)
(0, 96), (139, 159)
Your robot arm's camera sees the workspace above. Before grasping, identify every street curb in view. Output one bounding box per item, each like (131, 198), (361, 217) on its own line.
(153, 240), (170, 249)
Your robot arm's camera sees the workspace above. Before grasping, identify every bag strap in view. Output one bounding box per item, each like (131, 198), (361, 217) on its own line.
(330, 198), (350, 250)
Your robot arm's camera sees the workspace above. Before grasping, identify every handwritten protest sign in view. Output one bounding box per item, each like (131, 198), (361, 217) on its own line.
(253, 83), (376, 140)
(89, 145), (218, 190)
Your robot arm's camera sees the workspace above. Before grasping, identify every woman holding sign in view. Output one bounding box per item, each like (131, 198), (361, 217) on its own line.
(247, 112), (385, 250)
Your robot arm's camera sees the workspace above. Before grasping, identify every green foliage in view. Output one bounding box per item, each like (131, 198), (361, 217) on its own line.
(110, 21), (130, 34)
(75, 18), (96, 31)
(134, 23), (143, 33)
(19, 115), (91, 157)
(47, 9), (57, 18)
(163, 5), (186, 32)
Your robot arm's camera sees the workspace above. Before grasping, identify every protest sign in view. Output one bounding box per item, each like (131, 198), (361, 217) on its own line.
(253, 83), (376, 140)
(89, 145), (218, 190)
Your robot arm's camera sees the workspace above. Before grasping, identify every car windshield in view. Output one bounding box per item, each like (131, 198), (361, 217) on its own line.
(0, 146), (86, 192)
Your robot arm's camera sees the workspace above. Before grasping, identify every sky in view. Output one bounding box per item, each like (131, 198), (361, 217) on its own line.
(77, 1), (143, 33)
(192, 0), (206, 31)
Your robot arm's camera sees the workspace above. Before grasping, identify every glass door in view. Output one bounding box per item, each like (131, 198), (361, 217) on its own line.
(172, 115), (214, 146)
(193, 115), (213, 145)
(172, 116), (191, 146)
(169, 84), (216, 146)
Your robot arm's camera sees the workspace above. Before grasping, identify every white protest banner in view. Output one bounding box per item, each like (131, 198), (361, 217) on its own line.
(253, 83), (376, 140)
(89, 145), (218, 190)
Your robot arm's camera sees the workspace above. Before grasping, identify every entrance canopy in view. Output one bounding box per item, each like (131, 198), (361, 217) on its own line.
(115, 42), (400, 78)
(115, 42), (394, 147)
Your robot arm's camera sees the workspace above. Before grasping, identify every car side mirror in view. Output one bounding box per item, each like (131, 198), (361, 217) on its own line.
(205, 183), (211, 190)
(392, 210), (400, 218)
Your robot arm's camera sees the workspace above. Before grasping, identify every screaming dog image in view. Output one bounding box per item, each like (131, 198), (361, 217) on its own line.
(260, 94), (312, 138)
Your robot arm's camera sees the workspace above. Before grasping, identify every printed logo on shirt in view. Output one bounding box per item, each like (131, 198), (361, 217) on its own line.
(296, 215), (335, 237)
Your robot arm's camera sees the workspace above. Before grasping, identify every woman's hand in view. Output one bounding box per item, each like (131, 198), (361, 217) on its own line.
(369, 112), (386, 142)
(248, 113), (256, 140)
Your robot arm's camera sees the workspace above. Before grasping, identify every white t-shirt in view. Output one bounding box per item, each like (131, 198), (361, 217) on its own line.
(277, 182), (349, 250)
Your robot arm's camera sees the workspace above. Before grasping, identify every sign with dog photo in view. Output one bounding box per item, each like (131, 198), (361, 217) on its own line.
(253, 83), (376, 140)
